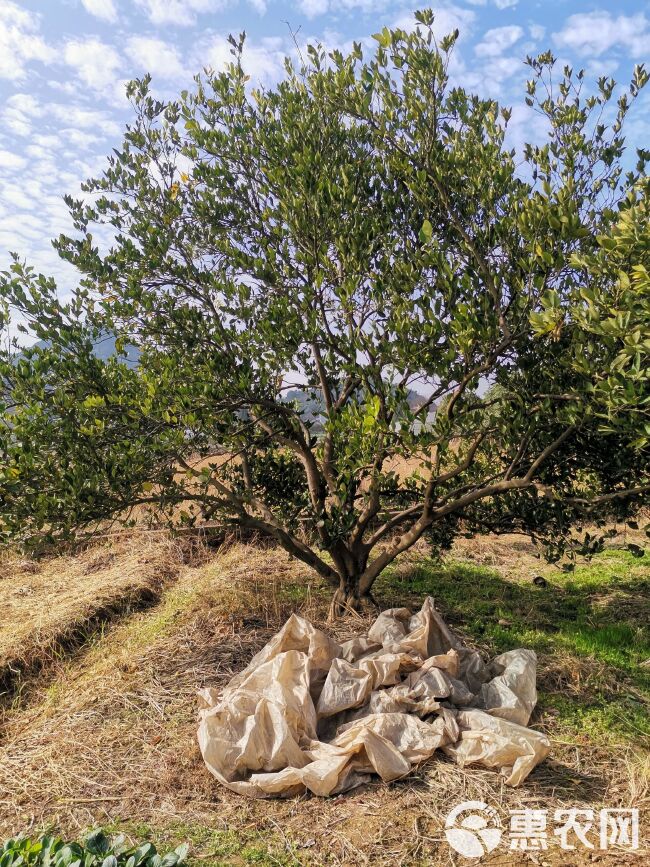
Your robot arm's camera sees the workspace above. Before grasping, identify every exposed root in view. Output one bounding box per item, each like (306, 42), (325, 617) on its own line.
(327, 588), (379, 622)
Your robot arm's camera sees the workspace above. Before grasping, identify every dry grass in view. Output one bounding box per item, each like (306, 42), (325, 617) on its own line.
(0, 533), (188, 700)
(0, 538), (647, 865)
(450, 522), (650, 580)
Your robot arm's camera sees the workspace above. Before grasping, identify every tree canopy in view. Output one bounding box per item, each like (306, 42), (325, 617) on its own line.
(1, 10), (649, 614)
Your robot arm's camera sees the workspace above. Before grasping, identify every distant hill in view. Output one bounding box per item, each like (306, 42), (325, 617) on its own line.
(30, 332), (140, 366)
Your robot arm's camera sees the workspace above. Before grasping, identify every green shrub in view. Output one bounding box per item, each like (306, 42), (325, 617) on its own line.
(0, 830), (188, 867)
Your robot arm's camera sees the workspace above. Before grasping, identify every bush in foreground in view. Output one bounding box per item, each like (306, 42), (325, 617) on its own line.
(0, 830), (188, 867)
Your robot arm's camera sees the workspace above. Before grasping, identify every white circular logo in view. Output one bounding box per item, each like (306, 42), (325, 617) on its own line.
(445, 800), (503, 858)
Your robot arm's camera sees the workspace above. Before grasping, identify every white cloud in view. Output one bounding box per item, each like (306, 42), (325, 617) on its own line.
(529, 24), (545, 42)
(135, 0), (263, 22)
(553, 12), (650, 58)
(63, 37), (123, 91)
(299, 0), (427, 17)
(125, 36), (186, 79)
(2, 93), (43, 137)
(504, 101), (549, 158)
(298, 0), (329, 16)
(0, 213), (45, 235)
(0, 183), (33, 210)
(461, 51), (522, 99)
(50, 104), (122, 137)
(0, 149), (27, 172)
(480, 55), (521, 89)
(200, 35), (287, 87)
(3, 109), (32, 136)
(0, 1), (54, 81)
(393, 5), (476, 41)
(81, 0), (119, 23)
(33, 133), (64, 150)
(32, 133), (61, 150)
(25, 144), (54, 161)
(341, 0), (401, 10)
(61, 129), (103, 149)
(469, 0), (517, 7)
(136, 0), (228, 27)
(6, 93), (41, 115)
(583, 57), (619, 80)
(475, 25), (523, 57)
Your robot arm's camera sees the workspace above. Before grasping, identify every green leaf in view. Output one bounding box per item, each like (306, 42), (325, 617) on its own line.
(372, 27), (391, 48)
(173, 844), (189, 864)
(85, 831), (109, 856)
(418, 219), (433, 243)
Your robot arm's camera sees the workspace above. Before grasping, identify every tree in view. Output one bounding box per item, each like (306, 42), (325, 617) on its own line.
(1, 11), (649, 616)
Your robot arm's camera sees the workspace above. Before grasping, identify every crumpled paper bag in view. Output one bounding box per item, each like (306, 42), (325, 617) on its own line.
(198, 597), (550, 797)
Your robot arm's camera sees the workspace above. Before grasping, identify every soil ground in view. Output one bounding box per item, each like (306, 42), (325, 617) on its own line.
(0, 529), (648, 865)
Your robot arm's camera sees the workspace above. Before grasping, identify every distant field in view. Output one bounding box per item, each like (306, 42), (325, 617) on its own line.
(0, 526), (647, 864)
(122, 451), (438, 528)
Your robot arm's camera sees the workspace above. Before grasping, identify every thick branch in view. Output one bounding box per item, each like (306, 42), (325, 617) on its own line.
(360, 425), (579, 591)
(365, 430), (487, 547)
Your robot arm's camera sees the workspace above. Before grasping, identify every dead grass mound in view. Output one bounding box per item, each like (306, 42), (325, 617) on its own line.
(0, 541), (647, 865)
(0, 533), (187, 699)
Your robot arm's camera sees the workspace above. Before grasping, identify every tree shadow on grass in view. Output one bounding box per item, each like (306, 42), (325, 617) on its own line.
(374, 555), (649, 670)
(373, 553), (650, 758)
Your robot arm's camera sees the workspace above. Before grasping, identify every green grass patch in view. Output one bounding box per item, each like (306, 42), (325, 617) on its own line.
(2, 824), (301, 867)
(102, 821), (300, 867)
(376, 548), (650, 747)
(541, 693), (650, 745)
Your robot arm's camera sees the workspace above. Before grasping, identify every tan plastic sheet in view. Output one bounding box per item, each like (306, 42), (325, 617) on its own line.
(198, 597), (550, 797)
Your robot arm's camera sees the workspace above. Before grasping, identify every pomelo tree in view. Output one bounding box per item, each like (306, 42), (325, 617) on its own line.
(1, 11), (648, 615)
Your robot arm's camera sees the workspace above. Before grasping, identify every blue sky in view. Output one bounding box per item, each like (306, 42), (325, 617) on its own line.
(1, 0), (649, 290)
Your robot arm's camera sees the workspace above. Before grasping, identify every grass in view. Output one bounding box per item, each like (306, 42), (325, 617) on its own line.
(0, 533), (187, 702)
(376, 546), (650, 749)
(0, 532), (647, 865)
(100, 821), (300, 866)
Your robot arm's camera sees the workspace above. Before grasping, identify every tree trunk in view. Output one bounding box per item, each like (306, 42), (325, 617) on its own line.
(327, 576), (378, 621)
(326, 543), (375, 620)
(328, 583), (361, 620)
